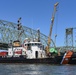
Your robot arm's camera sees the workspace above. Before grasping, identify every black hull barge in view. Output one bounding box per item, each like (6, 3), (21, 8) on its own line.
(0, 56), (63, 64)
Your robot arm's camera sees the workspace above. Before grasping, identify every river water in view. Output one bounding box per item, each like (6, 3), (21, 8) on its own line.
(0, 64), (76, 75)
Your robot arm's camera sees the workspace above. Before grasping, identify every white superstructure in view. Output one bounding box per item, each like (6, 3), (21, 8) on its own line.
(24, 41), (46, 59)
(8, 39), (47, 59)
(8, 47), (26, 57)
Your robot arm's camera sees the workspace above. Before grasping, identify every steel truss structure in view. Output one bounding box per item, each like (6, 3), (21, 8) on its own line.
(64, 27), (76, 50)
(0, 20), (55, 47)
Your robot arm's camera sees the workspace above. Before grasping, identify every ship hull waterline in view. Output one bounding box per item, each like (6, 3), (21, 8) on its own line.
(0, 56), (63, 64)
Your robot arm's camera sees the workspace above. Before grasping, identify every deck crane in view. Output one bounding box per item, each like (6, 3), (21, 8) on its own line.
(46, 2), (59, 55)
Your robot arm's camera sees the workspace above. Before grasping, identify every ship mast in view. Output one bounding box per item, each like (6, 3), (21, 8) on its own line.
(17, 17), (22, 41)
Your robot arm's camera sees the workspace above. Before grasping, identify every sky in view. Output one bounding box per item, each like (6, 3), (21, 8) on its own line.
(0, 0), (76, 47)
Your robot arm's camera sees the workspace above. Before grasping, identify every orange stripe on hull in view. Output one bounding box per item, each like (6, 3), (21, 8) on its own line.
(61, 51), (73, 64)
(62, 58), (70, 64)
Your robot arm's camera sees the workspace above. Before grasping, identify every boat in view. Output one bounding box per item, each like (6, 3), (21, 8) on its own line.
(0, 40), (76, 64)
(0, 37), (75, 64)
(0, 38), (63, 64)
(60, 50), (76, 64)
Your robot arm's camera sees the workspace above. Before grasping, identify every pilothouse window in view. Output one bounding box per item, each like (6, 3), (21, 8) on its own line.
(25, 44), (27, 46)
(27, 44), (31, 50)
(31, 43), (41, 46)
(31, 43), (34, 46)
(25, 44), (31, 50)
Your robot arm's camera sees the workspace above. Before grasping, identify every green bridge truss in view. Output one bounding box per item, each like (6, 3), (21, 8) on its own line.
(0, 20), (55, 47)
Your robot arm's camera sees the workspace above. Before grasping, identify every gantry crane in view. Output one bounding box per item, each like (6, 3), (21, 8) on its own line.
(46, 2), (59, 54)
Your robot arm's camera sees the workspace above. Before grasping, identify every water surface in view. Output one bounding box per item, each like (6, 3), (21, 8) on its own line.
(0, 64), (76, 75)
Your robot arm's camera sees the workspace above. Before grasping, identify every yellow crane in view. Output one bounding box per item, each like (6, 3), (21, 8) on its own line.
(46, 2), (59, 55)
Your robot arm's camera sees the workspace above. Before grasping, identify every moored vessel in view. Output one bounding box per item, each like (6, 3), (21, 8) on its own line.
(0, 38), (63, 64)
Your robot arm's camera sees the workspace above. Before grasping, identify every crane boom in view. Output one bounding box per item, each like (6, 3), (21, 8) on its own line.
(49, 2), (59, 39)
(46, 2), (59, 54)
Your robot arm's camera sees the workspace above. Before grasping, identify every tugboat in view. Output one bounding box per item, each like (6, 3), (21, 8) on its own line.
(0, 38), (63, 64)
